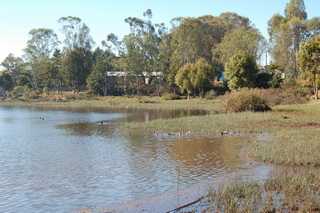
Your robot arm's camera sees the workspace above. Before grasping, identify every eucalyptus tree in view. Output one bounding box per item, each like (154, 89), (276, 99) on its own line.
(24, 28), (59, 89)
(216, 27), (264, 64)
(268, 0), (320, 79)
(167, 12), (254, 88)
(87, 48), (115, 95)
(105, 9), (166, 95)
(58, 16), (95, 92)
(298, 35), (320, 99)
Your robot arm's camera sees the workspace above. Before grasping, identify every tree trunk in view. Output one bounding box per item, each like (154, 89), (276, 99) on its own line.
(314, 72), (318, 100)
(316, 73), (319, 100)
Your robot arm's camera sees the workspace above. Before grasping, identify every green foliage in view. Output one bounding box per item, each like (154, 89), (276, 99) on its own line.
(298, 35), (320, 98)
(268, 0), (320, 79)
(285, 0), (307, 20)
(24, 28), (59, 60)
(191, 58), (214, 94)
(0, 71), (14, 91)
(175, 58), (214, 98)
(255, 72), (273, 88)
(216, 27), (264, 63)
(225, 53), (258, 90)
(87, 56), (106, 95)
(224, 89), (271, 112)
(175, 63), (194, 98)
(10, 86), (32, 99)
(1, 54), (24, 83)
(62, 48), (93, 92)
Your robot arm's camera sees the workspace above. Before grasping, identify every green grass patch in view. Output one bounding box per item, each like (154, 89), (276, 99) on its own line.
(0, 96), (223, 113)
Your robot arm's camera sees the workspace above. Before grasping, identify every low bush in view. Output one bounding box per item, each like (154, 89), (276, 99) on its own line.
(161, 93), (181, 101)
(224, 89), (271, 112)
(259, 87), (310, 106)
(10, 86), (30, 99)
(137, 97), (158, 104)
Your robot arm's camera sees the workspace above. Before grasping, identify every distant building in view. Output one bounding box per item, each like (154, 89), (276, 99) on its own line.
(104, 71), (163, 96)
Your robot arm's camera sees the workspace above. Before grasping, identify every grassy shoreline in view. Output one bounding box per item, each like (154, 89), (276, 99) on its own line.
(0, 96), (223, 113)
(124, 101), (320, 167)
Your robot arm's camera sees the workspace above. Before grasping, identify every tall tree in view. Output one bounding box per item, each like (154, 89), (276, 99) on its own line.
(62, 48), (93, 92)
(268, 0), (320, 79)
(285, 0), (307, 20)
(87, 48), (114, 95)
(216, 27), (264, 64)
(58, 17), (95, 92)
(298, 35), (320, 99)
(24, 28), (59, 59)
(58, 16), (94, 50)
(24, 28), (59, 89)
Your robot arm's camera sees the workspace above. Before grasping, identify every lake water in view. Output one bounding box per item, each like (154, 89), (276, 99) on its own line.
(0, 106), (271, 213)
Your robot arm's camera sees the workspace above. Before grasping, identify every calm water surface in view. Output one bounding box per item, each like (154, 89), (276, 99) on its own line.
(0, 107), (271, 213)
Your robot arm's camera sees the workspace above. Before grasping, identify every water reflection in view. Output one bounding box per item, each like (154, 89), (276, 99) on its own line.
(0, 107), (269, 213)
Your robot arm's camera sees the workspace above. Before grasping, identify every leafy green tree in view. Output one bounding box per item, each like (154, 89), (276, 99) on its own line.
(268, 0), (320, 79)
(24, 28), (59, 89)
(298, 35), (320, 99)
(0, 71), (14, 91)
(1, 54), (24, 84)
(175, 58), (214, 98)
(58, 17), (94, 92)
(216, 27), (264, 64)
(24, 28), (59, 59)
(168, 13), (253, 89)
(58, 16), (94, 50)
(50, 50), (64, 93)
(285, 0), (307, 20)
(175, 63), (194, 99)
(225, 53), (258, 90)
(87, 48), (114, 95)
(105, 10), (165, 95)
(169, 18), (216, 86)
(87, 55), (106, 95)
(62, 48), (93, 92)
(191, 58), (214, 96)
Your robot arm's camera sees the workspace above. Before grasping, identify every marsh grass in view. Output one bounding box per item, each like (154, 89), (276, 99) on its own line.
(124, 101), (320, 167)
(206, 171), (320, 212)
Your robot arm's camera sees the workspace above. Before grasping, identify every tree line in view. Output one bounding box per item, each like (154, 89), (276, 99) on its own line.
(0, 0), (320, 98)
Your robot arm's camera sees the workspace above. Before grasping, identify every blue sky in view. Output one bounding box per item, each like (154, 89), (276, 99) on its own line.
(0, 0), (319, 62)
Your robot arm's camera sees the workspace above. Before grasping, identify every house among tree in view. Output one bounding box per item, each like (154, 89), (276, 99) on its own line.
(104, 71), (163, 96)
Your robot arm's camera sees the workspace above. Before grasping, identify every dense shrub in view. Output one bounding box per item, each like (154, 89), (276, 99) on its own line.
(224, 89), (271, 112)
(255, 72), (273, 88)
(259, 87), (310, 106)
(10, 86), (41, 100)
(10, 86), (30, 98)
(0, 71), (14, 91)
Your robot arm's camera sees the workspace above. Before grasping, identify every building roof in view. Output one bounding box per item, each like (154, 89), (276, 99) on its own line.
(106, 71), (163, 77)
